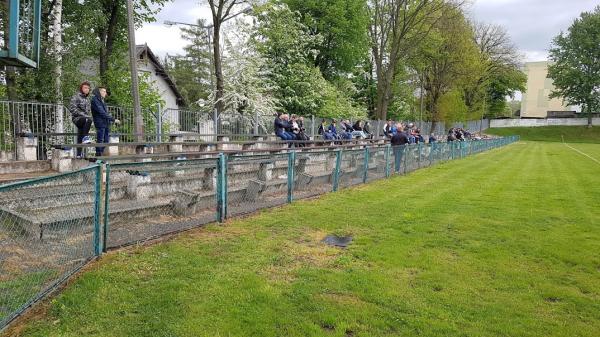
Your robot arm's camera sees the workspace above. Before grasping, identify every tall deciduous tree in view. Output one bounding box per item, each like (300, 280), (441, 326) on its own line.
(465, 22), (525, 118)
(367, 0), (450, 121)
(166, 18), (213, 109)
(252, 2), (364, 118)
(548, 6), (600, 127)
(206, 0), (251, 114)
(283, 0), (369, 80)
(421, 6), (479, 131)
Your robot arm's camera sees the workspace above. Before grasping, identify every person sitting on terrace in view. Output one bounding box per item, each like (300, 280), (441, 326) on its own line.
(363, 121), (373, 139)
(317, 120), (333, 141)
(274, 113), (294, 142)
(383, 120), (393, 138)
(352, 120), (369, 139)
(328, 119), (340, 140)
(339, 120), (353, 140)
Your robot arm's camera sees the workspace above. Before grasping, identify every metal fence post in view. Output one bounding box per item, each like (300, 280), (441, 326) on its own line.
(333, 149), (342, 192)
(363, 147), (369, 183)
(287, 151), (296, 203)
(384, 144), (391, 178)
(102, 164), (111, 253)
(217, 153), (228, 222)
(311, 115), (316, 139)
(213, 108), (219, 142)
(429, 142), (434, 164)
(254, 110), (260, 136)
(418, 143), (422, 168)
(403, 145), (408, 174)
(156, 103), (162, 142)
(93, 164), (102, 256)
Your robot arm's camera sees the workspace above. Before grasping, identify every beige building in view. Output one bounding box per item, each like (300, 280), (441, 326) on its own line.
(520, 61), (576, 118)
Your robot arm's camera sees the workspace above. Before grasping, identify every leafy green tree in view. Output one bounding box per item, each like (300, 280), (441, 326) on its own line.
(548, 6), (600, 127)
(465, 22), (526, 119)
(165, 18), (213, 109)
(252, 2), (365, 118)
(367, 0), (449, 121)
(420, 6), (480, 131)
(283, 0), (369, 79)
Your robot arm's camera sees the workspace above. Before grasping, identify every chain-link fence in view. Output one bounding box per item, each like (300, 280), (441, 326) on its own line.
(0, 136), (519, 331)
(103, 158), (219, 250)
(226, 153), (291, 217)
(0, 165), (101, 328)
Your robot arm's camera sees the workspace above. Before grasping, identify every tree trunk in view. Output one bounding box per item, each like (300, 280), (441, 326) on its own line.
(99, 1), (119, 84)
(374, 65), (396, 121)
(588, 102), (593, 128)
(52, 0), (64, 134)
(212, 22), (224, 115)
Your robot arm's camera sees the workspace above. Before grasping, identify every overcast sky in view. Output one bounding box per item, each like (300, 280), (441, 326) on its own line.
(136, 0), (599, 62)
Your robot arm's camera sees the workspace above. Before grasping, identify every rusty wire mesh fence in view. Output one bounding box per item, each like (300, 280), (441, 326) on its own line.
(0, 165), (101, 328)
(103, 158), (219, 250)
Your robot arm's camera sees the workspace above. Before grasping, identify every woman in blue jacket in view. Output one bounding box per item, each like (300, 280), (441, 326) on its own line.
(91, 87), (118, 156)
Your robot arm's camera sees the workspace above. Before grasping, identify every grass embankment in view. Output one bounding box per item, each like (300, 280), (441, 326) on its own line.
(487, 126), (600, 143)
(6, 142), (600, 337)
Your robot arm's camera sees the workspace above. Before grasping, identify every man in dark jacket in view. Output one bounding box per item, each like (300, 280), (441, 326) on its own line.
(274, 113), (293, 141)
(69, 81), (92, 158)
(91, 87), (118, 156)
(391, 124), (409, 173)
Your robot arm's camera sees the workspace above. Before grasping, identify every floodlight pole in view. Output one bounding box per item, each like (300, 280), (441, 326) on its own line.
(126, 0), (144, 142)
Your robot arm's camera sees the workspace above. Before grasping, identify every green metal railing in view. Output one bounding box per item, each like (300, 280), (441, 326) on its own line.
(0, 136), (518, 331)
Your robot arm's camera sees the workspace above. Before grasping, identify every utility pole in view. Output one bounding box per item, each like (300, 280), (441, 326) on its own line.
(126, 0), (143, 142)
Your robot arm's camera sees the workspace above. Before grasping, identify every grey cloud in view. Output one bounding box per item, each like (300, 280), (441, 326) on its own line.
(469, 0), (599, 60)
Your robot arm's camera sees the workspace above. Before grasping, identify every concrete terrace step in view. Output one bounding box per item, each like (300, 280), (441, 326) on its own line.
(0, 160), (51, 175)
(0, 185), (224, 240)
(0, 170), (57, 184)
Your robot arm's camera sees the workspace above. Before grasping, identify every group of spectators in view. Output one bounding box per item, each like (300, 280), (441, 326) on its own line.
(383, 120), (427, 145)
(274, 113), (311, 146)
(447, 127), (478, 142)
(275, 114), (482, 147)
(317, 119), (372, 140)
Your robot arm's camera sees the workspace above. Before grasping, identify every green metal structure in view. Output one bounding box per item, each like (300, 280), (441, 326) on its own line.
(0, 0), (42, 68)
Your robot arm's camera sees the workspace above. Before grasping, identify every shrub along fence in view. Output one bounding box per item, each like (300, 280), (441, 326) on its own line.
(0, 136), (519, 330)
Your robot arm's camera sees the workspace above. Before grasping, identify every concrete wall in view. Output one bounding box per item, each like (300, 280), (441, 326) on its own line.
(521, 62), (575, 118)
(490, 118), (600, 128)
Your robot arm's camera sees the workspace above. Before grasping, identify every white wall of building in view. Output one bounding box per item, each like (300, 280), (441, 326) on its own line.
(491, 118), (600, 128)
(137, 59), (180, 131)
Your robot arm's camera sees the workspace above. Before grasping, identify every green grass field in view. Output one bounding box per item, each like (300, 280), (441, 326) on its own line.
(487, 126), (600, 143)
(6, 141), (600, 337)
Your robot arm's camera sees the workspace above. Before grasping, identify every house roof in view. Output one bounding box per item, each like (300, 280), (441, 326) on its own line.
(136, 44), (186, 106)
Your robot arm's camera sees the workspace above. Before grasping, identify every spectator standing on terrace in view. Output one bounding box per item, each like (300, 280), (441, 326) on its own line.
(69, 81), (93, 158)
(91, 87), (119, 157)
(391, 124), (409, 172)
(429, 133), (437, 143)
